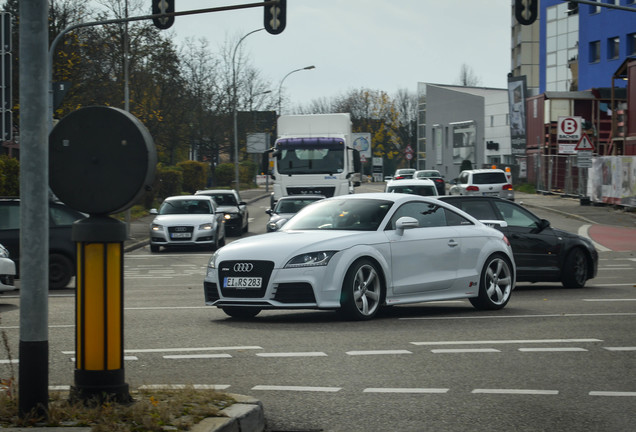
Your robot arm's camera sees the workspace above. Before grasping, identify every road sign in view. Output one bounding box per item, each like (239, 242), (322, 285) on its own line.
(557, 116), (582, 142)
(405, 145), (414, 155)
(574, 133), (595, 151)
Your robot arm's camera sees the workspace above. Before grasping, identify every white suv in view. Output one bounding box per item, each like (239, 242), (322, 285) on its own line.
(449, 169), (514, 201)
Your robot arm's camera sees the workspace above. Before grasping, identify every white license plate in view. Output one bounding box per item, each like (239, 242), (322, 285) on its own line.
(171, 232), (191, 239)
(224, 277), (262, 289)
(482, 192), (499, 196)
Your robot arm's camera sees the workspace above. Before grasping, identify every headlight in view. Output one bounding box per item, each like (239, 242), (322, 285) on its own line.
(267, 222), (278, 231)
(285, 251), (337, 268)
(224, 213), (238, 220)
(151, 223), (163, 232)
(199, 223), (213, 230)
(207, 251), (219, 269)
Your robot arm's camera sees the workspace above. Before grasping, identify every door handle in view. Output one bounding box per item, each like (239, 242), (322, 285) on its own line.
(448, 240), (459, 247)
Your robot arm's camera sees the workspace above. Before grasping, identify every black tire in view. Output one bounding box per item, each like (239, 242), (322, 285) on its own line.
(469, 253), (513, 310)
(561, 248), (588, 288)
(243, 218), (249, 233)
(49, 253), (74, 290)
(211, 231), (220, 251)
(339, 258), (383, 320)
(222, 307), (261, 319)
(150, 244), (160, 253)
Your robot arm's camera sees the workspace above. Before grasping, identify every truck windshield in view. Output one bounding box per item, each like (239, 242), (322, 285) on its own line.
(276, 138), (345, 175)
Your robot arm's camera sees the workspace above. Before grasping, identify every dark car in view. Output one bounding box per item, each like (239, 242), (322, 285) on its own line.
(195, 189), (249, 235)
(265, 195), (325, 232)
(414, 169), (446, 195)
(0, 197), (86, 289)
(437, 195), (598, 288)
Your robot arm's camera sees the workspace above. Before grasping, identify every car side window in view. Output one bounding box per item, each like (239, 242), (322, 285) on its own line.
(388, 202), (447, 229)
(458, 173), (468, 185)
(493, 200), (538, 227)
(459, 200), (497, 220)
(0, 204), (20, 230)
(443, 208), (473, 226)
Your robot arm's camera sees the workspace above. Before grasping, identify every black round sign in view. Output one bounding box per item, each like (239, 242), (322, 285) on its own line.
(49, 106), (157, 215)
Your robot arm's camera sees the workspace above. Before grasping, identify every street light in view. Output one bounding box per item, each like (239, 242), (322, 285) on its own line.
(278, 65), (316, 115)
(233, 28), (264, 191)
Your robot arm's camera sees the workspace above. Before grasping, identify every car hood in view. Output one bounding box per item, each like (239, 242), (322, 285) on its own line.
(152, 214), (216, 225)
(213, 230), (383, 266)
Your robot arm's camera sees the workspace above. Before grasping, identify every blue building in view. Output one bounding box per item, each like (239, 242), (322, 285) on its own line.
(539, 0), (635, 92)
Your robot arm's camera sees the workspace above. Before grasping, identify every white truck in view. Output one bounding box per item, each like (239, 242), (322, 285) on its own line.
(267, 113), (361, 207)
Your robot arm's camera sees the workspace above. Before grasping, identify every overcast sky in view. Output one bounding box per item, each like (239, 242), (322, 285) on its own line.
(169, 0), (512, 107)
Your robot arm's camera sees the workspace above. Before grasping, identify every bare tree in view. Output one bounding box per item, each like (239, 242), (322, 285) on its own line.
(456, 63), (482, 87)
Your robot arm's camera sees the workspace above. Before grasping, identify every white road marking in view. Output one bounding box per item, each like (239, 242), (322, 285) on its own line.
(363, 388), (449, 394)
(163, 354), (232, 359)
(583, 299), (636, 302)
(256, 352), (327, 357)
(432, 348), (500, 353)
(579, 224), (611, 252)
(69, 356), (138, 362)
(62, 346), (262, 355)
(346, 350), (412, 355)
(473, 389), (559, 395)
(401, 312), (636, 320)
(411, 338), (601, 346)
(589, 391), (636, 397)
(603, 347), (636, 351)
(252, 385), (341, 392)
(518, 347), (587, 352)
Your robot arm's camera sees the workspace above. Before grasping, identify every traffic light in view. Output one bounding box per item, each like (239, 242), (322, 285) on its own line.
(152, 0), (175, 30)
(514, 0), (538, 26)
(264, 0), (286, 35)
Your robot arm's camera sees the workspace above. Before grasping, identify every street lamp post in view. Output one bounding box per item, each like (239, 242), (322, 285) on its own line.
(232, 28), (264, 191)
(277, 65), (316, 115)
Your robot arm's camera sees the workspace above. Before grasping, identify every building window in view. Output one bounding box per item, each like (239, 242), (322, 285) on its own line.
(608, 37), (620, 60)
(589, 41), (601, 63)
(589, 0), (601, 14)
(628, 33), (636, 56)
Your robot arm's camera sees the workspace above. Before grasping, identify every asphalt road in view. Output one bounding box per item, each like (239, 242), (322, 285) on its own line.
(2, 184), (635, 431)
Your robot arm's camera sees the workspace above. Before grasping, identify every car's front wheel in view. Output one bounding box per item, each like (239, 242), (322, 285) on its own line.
(470, 253), (513, 310)
(561, 248), (588, 288)
(49, 253), (73, 290)
(222, 307), (261, 319)
(339, 258), (383, 320)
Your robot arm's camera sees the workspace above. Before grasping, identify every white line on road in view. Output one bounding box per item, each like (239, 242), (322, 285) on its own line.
(401, 312), (636, 320)
(589, 391), (636, 397)
(256, 352), (327, 357)
(411, 338), (601, 346)
(62, 346), (262, 355)
(583, 299), (636, 302)
(603, 347), (636, 351)
(473, 389), (559, 395)
(518, 347), (587, 352)
(252, 385), (341, 392)
(138, 384), (231, 390)
(363, 388), (449, 394)
(163, 354), (232, 359)
(432, 348), (500, 353)
(345, 350), (412, 355)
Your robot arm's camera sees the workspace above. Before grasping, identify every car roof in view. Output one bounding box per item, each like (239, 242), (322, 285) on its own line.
(386, 178), (436, 186)
(279, 195), (325, 200)
(462, 169), (506, 174)
(327, 192), (442, 205)
(164, 195), (213, 201)
(195, 189), (237, 195)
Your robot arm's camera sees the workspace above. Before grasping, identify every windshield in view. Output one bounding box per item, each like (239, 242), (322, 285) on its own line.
(159, 200), (211, 215)
(276, 138), (345, 175)
(387, 185), (437, 196)
(282, 198), (393, 231)
(274, 198), (322, 214)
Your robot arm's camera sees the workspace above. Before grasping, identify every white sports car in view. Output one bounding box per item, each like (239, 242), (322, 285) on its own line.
(204, 193), (516, 320)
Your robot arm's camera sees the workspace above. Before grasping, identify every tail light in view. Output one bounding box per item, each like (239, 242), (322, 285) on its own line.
(466, 186), (479, 191)
(394, 176), (404, 180)
(503, 184), (513, 191)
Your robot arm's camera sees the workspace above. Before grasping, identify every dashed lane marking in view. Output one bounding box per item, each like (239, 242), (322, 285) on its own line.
(252, 385), (342, 392)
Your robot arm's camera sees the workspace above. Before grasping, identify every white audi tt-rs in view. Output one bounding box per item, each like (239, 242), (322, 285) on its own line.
(203, 193), (516, 320)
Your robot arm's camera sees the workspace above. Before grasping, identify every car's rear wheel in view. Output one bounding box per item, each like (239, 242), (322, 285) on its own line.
(470, 253), (513, 310)
(222, 307), (261, 319)
(49, 253), (73, 290)
(561, 248), (588, 288)
(339, 258), (382, 320)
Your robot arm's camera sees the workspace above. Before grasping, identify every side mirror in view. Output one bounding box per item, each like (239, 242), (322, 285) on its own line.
(266, 209), (272, 215)
(150, 208), (158, 215)
(480, 220), (508, 229)
(395, 216), (419, 235)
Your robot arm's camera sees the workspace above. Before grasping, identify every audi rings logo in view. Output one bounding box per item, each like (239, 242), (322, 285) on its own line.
(233, 263), (254, 272)
(174, 226), (187, 232)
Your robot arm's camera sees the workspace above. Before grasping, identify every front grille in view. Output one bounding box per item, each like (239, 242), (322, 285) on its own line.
(204, 282), (219, 302)
(167, 226), (194, 242)
(218, 260), (274, 298)
(286, 187), (336, 198)
(0, 275), (14, 286)
(274, 283), (316, 303)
